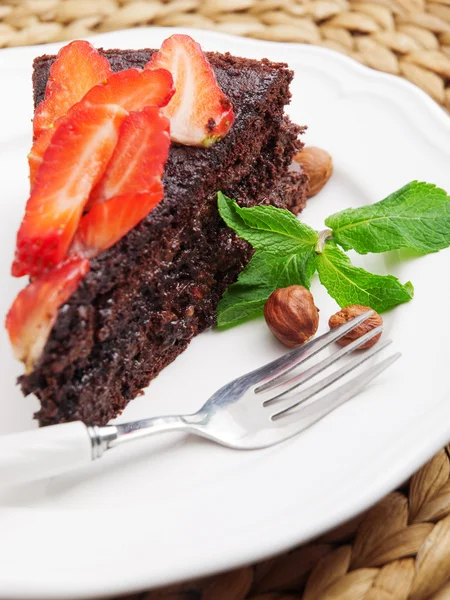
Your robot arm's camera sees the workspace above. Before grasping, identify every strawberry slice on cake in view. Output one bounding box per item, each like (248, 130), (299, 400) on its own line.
(13, 103), (128, 278)
(87, 106), (170, 208)
(32, 40), (112, 139)
(146, 34), (235, 146)
(6, 257), (89, 373)
(72, 107), (171, 258)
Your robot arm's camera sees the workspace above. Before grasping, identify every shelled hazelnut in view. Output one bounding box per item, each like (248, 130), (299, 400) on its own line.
(329, 305), (383, 349)
(293, 147), (333, 198)
(264, 286), (319, 348)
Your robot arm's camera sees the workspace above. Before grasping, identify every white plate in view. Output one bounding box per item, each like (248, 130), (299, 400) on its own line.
(0, 27), (450, 600)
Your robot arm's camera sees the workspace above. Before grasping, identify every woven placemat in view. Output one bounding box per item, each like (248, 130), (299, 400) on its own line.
(120, 447), (450, 599)
(1, 0), (450, 109)
(1, 1), (450, 598)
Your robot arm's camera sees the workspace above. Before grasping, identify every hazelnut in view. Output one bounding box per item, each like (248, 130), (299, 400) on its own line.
(264, 286), (319, 348)
(328, 305), (383, 349)
(292, 147), (333, 198)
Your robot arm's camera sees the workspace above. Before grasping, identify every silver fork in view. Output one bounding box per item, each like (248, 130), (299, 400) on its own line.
(0, 311), (400, 486)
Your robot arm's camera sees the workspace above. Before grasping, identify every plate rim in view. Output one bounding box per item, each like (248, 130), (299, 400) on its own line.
(1, 26), (450, 599)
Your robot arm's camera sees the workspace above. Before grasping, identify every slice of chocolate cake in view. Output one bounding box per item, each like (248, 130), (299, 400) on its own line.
(11, 39), (308, 426)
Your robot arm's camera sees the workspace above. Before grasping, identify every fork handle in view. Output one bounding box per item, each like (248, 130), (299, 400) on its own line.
(0, 415), (199, 486)
(91, 415), (192, 457)
(0, 421), (93, 487)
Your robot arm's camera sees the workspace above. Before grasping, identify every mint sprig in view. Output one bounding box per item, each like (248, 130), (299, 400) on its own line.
(326, 181), (450, 254)
(315, 241), (414, 312)
(218, 192), (318, 255)
(216, 181), (450, 328)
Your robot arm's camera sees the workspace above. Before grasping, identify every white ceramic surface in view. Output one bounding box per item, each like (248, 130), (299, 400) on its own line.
(0, 27), (450, 600)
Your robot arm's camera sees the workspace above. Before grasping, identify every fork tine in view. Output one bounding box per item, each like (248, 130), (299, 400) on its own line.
(271, 353), (401, 431)
(254, 310), (375, 391)
(269, 339), (392, 417)
(262, 325), (384, 404)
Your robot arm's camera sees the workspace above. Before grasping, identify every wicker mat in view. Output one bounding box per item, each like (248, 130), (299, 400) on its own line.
(2, 1), (450, 598)
(123, 449), (450, 599)
(1, 0), (450, 108)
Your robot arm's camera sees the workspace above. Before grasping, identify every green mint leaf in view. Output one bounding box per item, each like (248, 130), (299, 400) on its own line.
(217, 249), (317, 328)
(325, 181), (450, 254)
(316, 241), (414, 313)
(217, 191), (318, 255)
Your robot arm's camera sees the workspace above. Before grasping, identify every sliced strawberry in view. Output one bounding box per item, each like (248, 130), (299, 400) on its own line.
(71, 188), (163, 259)
(28, 127), (53, 187)
(13, 103), (127, 278)
(88, 107), (170, 208)
(6, 256), (89, 371)
(146, 34), (235, 147)
(29, 69), (174, 190)
(73, 106), (170, 257)
(33, 40), (112, 139)
(82, 68), (174, 113)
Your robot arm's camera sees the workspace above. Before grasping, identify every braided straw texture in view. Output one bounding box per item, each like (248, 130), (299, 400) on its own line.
(1, 1), (450, 597)
(117, 446), (450, 599)
(1, 0), (450, 109)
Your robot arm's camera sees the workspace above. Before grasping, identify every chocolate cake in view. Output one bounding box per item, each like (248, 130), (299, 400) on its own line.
(19, 47), (309, 426)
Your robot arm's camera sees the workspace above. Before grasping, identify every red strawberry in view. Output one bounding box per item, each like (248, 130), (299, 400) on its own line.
(28, 68), (174, 189)
(81, 68), (174, 113)
(88, 107), (170, 208)
(6, 256), (89, 371)
(28, 127), (52, 187)
(146, 34), (235, 147)
(71, 188), (163, 259)
(73, 107), (170, 256)
(13, 103), (127, 278)
(33, 40), (112, 139)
